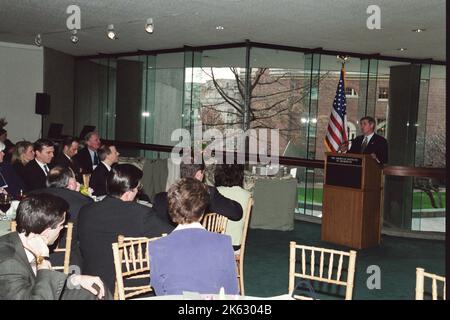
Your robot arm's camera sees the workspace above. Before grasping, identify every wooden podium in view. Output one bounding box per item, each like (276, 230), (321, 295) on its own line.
(321, 152), (382, 249)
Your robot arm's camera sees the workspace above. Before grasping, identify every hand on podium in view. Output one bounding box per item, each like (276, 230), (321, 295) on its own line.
(370, 153), (381, 164)
(337, 141), (349, 153)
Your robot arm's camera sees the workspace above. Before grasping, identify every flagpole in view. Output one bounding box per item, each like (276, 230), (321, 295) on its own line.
(338, 55), (349, 148)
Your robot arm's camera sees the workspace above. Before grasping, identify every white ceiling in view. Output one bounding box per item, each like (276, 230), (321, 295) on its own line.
(0, 0), (445, 60)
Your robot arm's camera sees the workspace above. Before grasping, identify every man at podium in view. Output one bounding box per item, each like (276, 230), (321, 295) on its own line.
(346, 116), (388, 165)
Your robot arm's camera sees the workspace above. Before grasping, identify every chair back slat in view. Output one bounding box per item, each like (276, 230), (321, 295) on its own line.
(289, 242), (357, 300)
(336, 254), (344, 282)
(202, 213), (228, 234)
(328, 253), (334, 280)
(432, 278), (437, 300)
(301, 248), (306, 275)
(319, 251), (324, 278)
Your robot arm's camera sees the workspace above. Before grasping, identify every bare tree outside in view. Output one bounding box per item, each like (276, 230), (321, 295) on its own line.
(199, 67), (330, 153)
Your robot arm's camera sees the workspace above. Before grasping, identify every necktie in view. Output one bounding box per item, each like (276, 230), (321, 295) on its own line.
(93, 152), (99, 166)
(44, 165), (50, 175)
(361, 137), (369, 152)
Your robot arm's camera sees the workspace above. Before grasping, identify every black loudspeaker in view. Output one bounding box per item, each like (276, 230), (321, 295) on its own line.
(35, 93), (51, 115)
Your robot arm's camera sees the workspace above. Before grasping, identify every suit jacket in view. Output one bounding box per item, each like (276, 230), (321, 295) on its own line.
(12, 161), (27, 184)
(77, 196), (175, 292)
(73, 147), (96, 174)
(89, 162), (110, 197)
(22, 159), (52, 192)
(153, 185), (243, 227)
(348, 133), (389, 165)
(30, 187), (93, 270)
(0, 232), (67, 300)
(149, 228), (239, 295)
(53, 153), (83, 183)
(0, 162), (25, 198)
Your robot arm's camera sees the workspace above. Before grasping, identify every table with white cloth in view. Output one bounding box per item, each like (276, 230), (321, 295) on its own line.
(244, 173), (298, 231)
(0, 201), (18, 236)
(0, 220), (12, 237)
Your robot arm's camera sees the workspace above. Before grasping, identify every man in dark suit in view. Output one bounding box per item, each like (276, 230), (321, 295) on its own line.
(22, 139), (55, 191)
(32, 166), (93, 270)
(153, 159), (243, 227)
(53, 137), (82, 183)
(0, 193), (109, 299)
(73, 131), (101, 174)
(89, 144), (120, 197)
(78, 164), (174, 293)
(348, 116), (388, 165)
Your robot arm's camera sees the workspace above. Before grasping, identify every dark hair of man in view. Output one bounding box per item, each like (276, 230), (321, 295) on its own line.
(107, 163), (143, 197)
(180, 156), (205, 179)
(16, 193), (68, 236)
(214, 164), (245, 188)
(360, 116), (376, 126)
(98, 144), (114, 162)
(168, 177), (210, 224)
(0, 128), (6, 136)
(84, 131), (99, 142)
(34, 138), (54, 152)
(62, 137), (79, 149)
(46, 166), (75, 188)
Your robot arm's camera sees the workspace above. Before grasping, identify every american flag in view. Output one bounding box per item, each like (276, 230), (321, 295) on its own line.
(324, 66), (348, 152)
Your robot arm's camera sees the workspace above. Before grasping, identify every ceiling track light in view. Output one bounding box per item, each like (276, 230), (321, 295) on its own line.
(70, 29), (79, 44)
(145, 18), (154, 34)
(107, 24), (117, 40)
(34, 33), (42, 47)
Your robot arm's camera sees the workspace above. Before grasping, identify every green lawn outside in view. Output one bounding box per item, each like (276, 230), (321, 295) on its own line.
(298, 188), (446, 210)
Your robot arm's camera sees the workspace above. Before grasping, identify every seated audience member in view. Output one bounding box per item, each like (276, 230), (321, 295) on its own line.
(150, 178), (239, 295)
(153, 158), (243, 226)
(214, 164), (251, 251)
(0, 141), (25, 198)
(0, 193), (110, 300)
(78, 164), (174, 293)
(32, 166), (93, 270)
(11, 141), (35, 182)
(53, 137), (82, 183)
(0, 128), (15, 163)
(89, 144), (119, 197)
(23, 139), (55, 191)
(73, 131), (101, 174)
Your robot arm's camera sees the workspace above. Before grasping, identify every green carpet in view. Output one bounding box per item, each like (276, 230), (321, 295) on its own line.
(244, 220), (445, 300)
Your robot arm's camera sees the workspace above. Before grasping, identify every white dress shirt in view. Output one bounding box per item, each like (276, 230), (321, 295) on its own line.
(173, 221), (205, 232)
(18, 233), (37, 276)
(35, 159), (50, 176)
(88, 148), (98, 170)
(363, 132), (375, 144)
(101, 161), (112, 172)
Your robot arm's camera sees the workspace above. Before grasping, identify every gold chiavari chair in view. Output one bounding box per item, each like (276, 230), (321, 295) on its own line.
(415, 267), (446, 300)
(288, 242), (357, 300)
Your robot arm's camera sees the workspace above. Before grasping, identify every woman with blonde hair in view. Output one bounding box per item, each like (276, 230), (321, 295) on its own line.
(11, 140), (34, 182)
